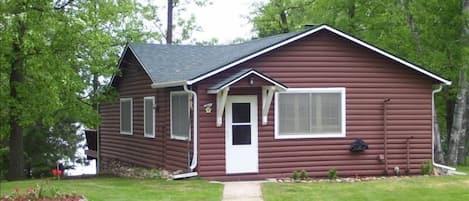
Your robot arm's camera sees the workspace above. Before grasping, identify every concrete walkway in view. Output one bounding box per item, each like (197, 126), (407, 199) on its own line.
(222, 181), (264, 201)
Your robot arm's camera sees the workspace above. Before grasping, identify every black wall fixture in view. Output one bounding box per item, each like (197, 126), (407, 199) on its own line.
(350, 139), (368, 152)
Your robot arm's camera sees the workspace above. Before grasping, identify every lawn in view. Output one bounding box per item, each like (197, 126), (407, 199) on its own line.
(262, 167), (469, 201)
(0, 177), (223, 201)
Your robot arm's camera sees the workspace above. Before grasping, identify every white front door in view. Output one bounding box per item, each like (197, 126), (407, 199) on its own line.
(225, 95), (258, 174)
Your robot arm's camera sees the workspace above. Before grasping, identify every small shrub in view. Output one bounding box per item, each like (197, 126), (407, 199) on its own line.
(299, 170), (308, 180)
(291, 170), (299, 180)
(328, 168), (337, 180)
(421, 160), (433, 175)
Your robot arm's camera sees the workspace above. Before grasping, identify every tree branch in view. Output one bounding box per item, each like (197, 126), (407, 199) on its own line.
(54, 0), (76, 11)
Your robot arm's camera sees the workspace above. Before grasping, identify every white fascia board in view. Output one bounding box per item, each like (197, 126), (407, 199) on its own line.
(151, 80), (188, 88)
(187, 24), (451, 86)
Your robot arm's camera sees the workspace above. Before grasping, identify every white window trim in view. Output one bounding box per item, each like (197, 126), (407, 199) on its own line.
(120, 98), (133, 135)
(144, 96), (156, 138)
(170, 91), (190, 141)
(274, 88), (346, 139)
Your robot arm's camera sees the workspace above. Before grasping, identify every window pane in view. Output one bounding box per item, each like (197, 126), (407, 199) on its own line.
(232, 125), (251, 145)
(171, 93), (189, 139)
(278, 91), (343, 136)
(232, 103), (250, 123)
(278, 93), (310, 135)
(144, 98), (154, 136)
(120, 100), (131, 133)
(321, 93), (341, 133)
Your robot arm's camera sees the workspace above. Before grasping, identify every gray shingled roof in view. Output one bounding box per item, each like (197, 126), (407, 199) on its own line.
(128, 30), (304, 83)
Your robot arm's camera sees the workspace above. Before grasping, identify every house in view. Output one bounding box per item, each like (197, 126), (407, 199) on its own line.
(97, 24), (452, 180)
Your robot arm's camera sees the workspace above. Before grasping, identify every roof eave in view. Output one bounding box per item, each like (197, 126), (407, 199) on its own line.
(151, 80), (188, 89)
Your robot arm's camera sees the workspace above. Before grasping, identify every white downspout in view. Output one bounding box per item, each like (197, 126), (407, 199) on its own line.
(432, 85), (456, 172)
(183, 84), (198, 172)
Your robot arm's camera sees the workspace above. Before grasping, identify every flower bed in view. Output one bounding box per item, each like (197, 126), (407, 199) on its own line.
(1, 183), (86, 201)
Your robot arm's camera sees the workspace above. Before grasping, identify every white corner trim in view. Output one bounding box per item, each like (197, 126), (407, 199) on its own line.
(274, 87), (346, 139)
(120, 97), (133, 135)
(186, 24), (451, 86)
(143, 96), (156, 138)
(170, 91), (190, 141)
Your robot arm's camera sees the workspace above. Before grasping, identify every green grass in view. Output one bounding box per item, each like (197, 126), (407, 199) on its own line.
(0, 177), (222, 201)
(263, 166), (469, 201)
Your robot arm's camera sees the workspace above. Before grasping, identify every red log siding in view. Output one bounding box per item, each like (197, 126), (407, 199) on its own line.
(99, 51), (189, 171)
(196, 30), (433, 180)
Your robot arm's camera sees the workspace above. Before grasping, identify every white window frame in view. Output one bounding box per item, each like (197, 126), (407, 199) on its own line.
(274, 88), (346, 139)
(170, 91), (190, 141)
(144, 96), (156, 138)
(120, 98), (133, 135)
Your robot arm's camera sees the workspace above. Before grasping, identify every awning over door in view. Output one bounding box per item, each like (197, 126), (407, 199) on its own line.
(207, 69), (287, 127)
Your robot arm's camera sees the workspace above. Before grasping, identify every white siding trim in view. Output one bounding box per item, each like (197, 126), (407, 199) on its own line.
(120, 98), (133, 135)
(144, 96), (156, 138)
(170, 91), (190, 141)
(274, 88), (346, 139)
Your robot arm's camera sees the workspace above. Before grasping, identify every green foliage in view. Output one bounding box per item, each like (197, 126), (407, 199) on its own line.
(0, 0), (160, 178)
(2, 182), (83, 200)
(328, 168), (337, 180)
(291, 170), (299, 180)
(263, 174), (469, 201)
(250, 0), (467, 154)
(24, 121), (82, 178)
(299, 169), (308, 180)
(421, 160), (433, 175)
(0, 178), (223, 201)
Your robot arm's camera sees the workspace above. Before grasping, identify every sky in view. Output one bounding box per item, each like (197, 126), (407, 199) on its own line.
(153, 0), (267, 44)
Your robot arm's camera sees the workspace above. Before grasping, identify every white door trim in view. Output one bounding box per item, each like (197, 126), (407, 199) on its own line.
(225, 95), (258, 174)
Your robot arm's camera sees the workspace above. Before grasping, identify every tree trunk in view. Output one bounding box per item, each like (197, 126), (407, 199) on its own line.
(446, 99), (455, 148)
(166, 0), (173, 44)
(347, 0), (356, 31)
(7, 19), (26, 180)
(279, 9), (289, 33)
(447, 71), (467, 166)
(434, 111), (446, 164)
(458, 93), (469, 165)
(7, 119), (24, 180)
(400, 0), (422, 55)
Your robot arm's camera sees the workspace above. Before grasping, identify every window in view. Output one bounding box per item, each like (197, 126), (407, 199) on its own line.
(275, 88), (345, 138)
(170, 91), (190, 140)
(144, 96), (156, 138)
(120, 98), (133, 135)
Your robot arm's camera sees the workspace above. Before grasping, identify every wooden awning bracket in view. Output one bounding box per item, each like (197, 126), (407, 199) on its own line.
(262, 86), (278, 125)
(216, 87), (230, 127)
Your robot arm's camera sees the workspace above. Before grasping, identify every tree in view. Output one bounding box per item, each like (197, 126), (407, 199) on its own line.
(0, 0), (158, 180)
(448, 0), (469, 166)
(251, 0), (467, 165)
(153, 0), (212, 44)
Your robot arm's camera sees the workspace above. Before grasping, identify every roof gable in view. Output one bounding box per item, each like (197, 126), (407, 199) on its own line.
(207, 68), (287, 94)
(120, 24), (451, 88)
